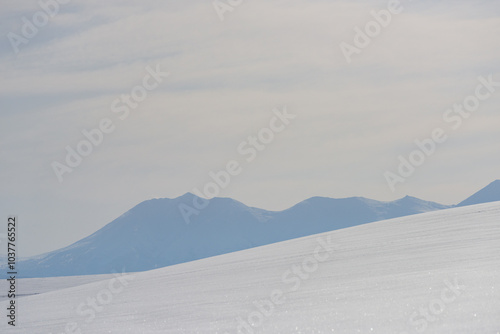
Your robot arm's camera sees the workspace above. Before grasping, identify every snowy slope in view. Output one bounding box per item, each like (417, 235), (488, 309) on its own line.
(0, 274), (121, 302)
(2, 202), (499, 333)
(2, 194), (450, 278)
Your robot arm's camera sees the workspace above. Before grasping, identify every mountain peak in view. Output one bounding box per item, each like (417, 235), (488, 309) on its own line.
(392, 195), (421, 203)
(458, 180), (500, 207)
(400, 195), (415, 200)
(176, 192), (200, 200)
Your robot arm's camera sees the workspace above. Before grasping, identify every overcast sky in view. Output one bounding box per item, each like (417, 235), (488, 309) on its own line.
(1, 0), (499, 256)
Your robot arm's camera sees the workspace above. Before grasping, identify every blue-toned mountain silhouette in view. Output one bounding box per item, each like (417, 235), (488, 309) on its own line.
(3, 180), (499, 278)
(457, 180), (500, 207)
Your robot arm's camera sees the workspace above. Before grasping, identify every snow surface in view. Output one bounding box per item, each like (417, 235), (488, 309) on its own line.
(1, 202), (499, 333)
(0, 274), (121, 302)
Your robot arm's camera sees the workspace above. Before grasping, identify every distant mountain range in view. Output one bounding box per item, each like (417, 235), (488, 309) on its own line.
(2, 180), (499, 278)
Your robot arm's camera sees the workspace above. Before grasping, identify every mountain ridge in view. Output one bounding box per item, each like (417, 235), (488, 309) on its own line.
(2, 180), (498, 278)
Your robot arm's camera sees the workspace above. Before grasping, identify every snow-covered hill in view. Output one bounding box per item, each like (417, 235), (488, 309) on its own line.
(2, 194), (450, 278)
(1, 202), (499, 333)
